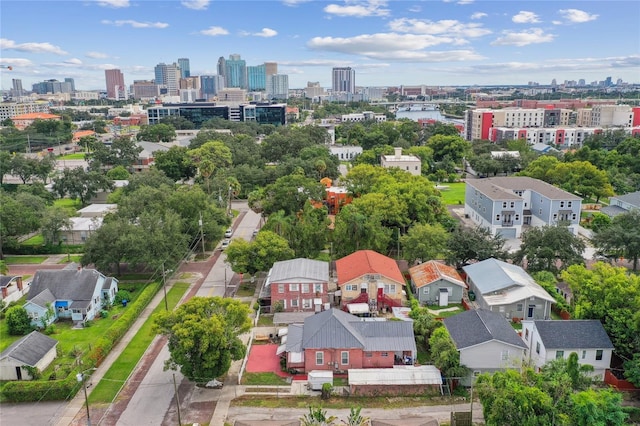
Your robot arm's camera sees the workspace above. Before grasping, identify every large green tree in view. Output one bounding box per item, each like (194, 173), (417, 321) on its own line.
(332, 204), (392, 258)
(40, 205), (71, 246)
(153, 145), (196, 182)
(514, 225), (585, 273)
(136, 123), (177, 142)
(6, 306), (33, 335)
(52, 167), (114, 206)
(593, 209), (640, 271)
(153, 297), (251, 384)
(445, 226), (507, 269)
(249, 173), (325, 217)
(225, 230), (295, 275)
(400, 223), (449, 264)
(0, 191), (44, 259)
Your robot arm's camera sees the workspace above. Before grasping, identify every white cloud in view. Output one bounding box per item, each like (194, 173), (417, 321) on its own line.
(457, 0), (474, 4)
(0, 38), (68, 55)
(101, 20), (169, 29)
(408, 6), (421, 13)
(491, 28), (554, 47)
(280, 59), (354, 67)
(512, 11), (540, 24)
(241, 28), (278, 38)
(388, 18), (492, 38)
(86, 51), (109, 59)
(0, 58), (34, 67)
(199, 26), (229, 36)
(64, 58), (83, 65)
(324, 0), (390, 18)
(558, 9), (598, 23)
(307, 33), (484, 62)
(470, 12), (487, 20)
(182, 0), (209, 10)
(95, 0), (129, 8)
(282, 0), (311, 5)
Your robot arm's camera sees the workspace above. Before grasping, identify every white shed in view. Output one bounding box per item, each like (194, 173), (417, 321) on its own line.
(0, 331), (58, 381)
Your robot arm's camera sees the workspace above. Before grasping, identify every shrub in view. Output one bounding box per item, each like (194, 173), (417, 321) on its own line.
(114, 290), (132, 305)
(6, 306), (33, 335)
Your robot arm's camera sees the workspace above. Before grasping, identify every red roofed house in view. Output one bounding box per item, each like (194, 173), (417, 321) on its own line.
(336, 250), (405, 313)
(11, 112), (61, 130)
(409, 260), (466, 306)
(72, 130), (96, 142)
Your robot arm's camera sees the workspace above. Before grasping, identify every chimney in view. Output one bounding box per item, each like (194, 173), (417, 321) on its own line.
(394, 147), (402, 159)
(1, 287), (7, 299)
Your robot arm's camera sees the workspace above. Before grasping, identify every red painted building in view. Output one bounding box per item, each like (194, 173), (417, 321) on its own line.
(264, 258), (329, 313)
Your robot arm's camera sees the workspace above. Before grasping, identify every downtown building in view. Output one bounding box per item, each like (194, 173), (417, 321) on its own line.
(332, 67), (355, 94)
(154, 62), (181, 96)
(105, 69), (126, 100)
(200, 75), (225, 100)
(146, 103), (287, 127)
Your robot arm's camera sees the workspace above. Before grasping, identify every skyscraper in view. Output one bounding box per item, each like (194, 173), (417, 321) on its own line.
(200, 75), (225, 98)
(247, 64), (266, 91)
(332, 67), (355, 94)
(265, 62), (278, 77)
(177, 58), (190, 78)
(105, 69), (125, 99)
(224, 54), (247, 89)
(217, 57), (226, 78)
(154, 62), (180, 96)
(266, 74), (289, 100)
(64, 77), (76, 92)
(12, 79), (23, 97)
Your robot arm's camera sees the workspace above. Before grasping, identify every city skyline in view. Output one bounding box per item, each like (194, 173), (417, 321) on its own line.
(1, 0), (639, 91)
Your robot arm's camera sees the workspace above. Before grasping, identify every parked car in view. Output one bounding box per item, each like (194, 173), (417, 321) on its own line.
(220, 239), (230, 250)
(224, 228), (233, 238)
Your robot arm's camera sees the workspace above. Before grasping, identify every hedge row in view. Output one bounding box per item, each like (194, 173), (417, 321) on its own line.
(5, 243), (84, 255)
(1, 281), (162, 402)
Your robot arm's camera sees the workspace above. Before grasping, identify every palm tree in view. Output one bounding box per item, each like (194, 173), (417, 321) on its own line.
(300, 407), (337, 426)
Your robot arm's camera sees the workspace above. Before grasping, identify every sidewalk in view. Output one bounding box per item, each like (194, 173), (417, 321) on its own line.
(55, 276), (183, 426)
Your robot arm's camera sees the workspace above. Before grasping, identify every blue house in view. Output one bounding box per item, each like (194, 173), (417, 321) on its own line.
(24, 267), (118, 327)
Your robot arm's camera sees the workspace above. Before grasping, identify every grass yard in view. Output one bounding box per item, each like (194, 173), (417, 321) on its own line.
(22, 234), (44, 246)
(58, 255), (83, 264)
(257, 314), (274, 327)
(3, 255), (47, 264)
(53, 198), (82, 210)
(241, 372), (289, 386)
(436, 182), (466, 206)
(233, 394), (450, 409)
(236, 281), (256, 298)
(89, 282), (190, 403)
(57, 153), (86, 160)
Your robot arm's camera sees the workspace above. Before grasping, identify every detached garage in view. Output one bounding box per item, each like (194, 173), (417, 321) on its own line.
(0, 331), (58, 381)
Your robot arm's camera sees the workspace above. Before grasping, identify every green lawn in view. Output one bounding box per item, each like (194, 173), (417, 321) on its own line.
(22, 234), (44, 246)
(89, 282), (190, 403)
(57, 153), (86, 160)
(257, 314), (274, 327)
(236, 281), (256, 297)
(3, 255), (48, 264)
(241, 372), (289, 386)
(58, 255), (83, 264)
(53, 198), (81, 210)
(436, 182), (466, 206)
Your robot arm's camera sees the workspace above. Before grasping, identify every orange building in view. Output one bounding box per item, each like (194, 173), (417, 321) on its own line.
(11, 112), (61, 130)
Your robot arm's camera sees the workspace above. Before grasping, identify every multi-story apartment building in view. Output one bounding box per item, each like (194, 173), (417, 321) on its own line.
(177, 58), (190, 78)
(200, 75), (224, 99)
(340, 111), (386, 123)
(131, 80), (159, 100)
(154, 63), (180, 96)
(105, 69), (126, 99)
(332, 67), (355, 94)
(304, 81), (325, 98)
(0, 102), (50, 121)
(31, 79), (73, 95)
(224, 54), (247, 89)
(490, 126), (640, 147)
(465, 176), (582, 238)
(146, 103), (286, 127)
(266, 74), (289, 99)
(247, 64), (266, 91)
(591, 104), (637, 127)
(11, 79), (24, 97)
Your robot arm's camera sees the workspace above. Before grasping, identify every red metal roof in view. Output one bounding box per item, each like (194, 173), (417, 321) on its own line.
(336, 250), (404, 286)
(409, 260), (465, 289)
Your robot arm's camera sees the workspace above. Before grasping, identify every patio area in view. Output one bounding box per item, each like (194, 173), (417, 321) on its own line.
(246, 344), (306, 380)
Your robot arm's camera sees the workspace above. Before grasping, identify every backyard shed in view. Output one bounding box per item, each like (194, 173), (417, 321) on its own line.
(308, 370), (333, 390)
(348, 365), (443, 396)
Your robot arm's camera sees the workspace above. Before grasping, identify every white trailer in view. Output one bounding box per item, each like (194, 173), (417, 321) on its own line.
(308, 370), (333, 391)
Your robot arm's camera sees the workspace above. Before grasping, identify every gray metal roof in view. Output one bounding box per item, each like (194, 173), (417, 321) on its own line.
(467, 176), (581, 201)
(463, 258), (535, 294)
(444, 309), (527, 350)
(301, 309), (416, 353)
(273, 311), (315, 325)
(0, 331), (58, 366)
(532, 320), (614, 349)
(28, 288), (56, 309)
(612, 190), (640, 209)
(28, 269), (105, 304)
(600, 205), (628, 218)
(285, 324), (304, 353)
(268, 258), (329, 284)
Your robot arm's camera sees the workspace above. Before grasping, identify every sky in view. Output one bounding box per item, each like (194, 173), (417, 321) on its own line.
(1, 0), (639, 91)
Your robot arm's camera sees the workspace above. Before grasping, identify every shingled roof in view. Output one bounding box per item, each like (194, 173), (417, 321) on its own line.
(532, 320), (614, 350)
(336, 250), (405, 286)
(27, 269), (105, 305)
(0, 331), (58, 366)
(444, 309), (527, 350)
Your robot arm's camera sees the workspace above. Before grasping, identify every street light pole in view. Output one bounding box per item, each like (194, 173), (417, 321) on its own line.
(162, 263), (168, 311)
(76, 368), (96, 426)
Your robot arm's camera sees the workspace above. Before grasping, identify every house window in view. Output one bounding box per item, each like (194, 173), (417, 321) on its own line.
(290, 284), (299, 292)
(539, 208), (542, 215)
(515, 214), (520, 221)
(302, 284), (310, 293)
(596, 350), (603, 361)
(384, 284), (396, 294)
(553, 213), (558, 220)
(316, 351), (324, 365)
(473, 370), (481, 377)
(572, 214), (577, 220)
(568, 201), (572, 207)
(303, 299), (312, 309)
(291, 299), (298, 308)
(278, 284), (284, 293)
(502, 202), (507, 208)
(345, 284), (357, 292)
(341, 351), (349, 365)
(423, 287), (429, 295)
(314, 284), (323, 293)
(496, 215), (500, 221)
(381, 352), (388, 357)
(365, 352), (372, 358)
(510, 202), (515, 208)
(582, 350), (586, 359)
(516, 303), (523, 312)
(556, 350), (564, 359)
(501, 350), (509, 361)
(525, 329), (529, 340)
(536, 342), (540, 354)
(560, 201), (565, 208)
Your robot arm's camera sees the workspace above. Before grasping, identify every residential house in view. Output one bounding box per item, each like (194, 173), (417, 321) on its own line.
(336, 250), (405, 312)
(24, 268), (119, 326)
(263, 258), (329, 313)
(0, 331), (58, 381)
(61, 217), (103, 245)
(10, 112), (61, 130)
(282, 308), (416, 373)
(462, 258), (555, 320)
(77, 203), (117, 218)
(133, 141), (170, 173)
(601, 190), (640, 218)
(409, 261), (466, 306)
(0, 275), (25, 304)
(521, 320), (614, 380)
(90, 179), (128, 203)
(381, 147), (421, 176)
(444, 309), (527, 385)
(465, 176), (582, 238)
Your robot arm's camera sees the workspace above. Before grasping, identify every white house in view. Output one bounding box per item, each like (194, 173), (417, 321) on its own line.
(0, 331), (58, 381)
(444, 309), (527, 385)
(381, 147), (421, 176)
(521, 319), (614, 380)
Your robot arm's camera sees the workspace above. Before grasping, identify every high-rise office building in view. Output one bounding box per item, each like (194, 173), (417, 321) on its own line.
(177, 58), (190, 78)
(64, 78), (76, 92)
(105, 69), (125, 99)
(224, 54), (247, 89)
(332, 67), (355, 94)
(266, 74), (289, 100)
(132, 80), (159, 99)
(32, 79), (73, 94)
(247, 64), (266, 91)
(265, 62), (278, 77)
(200, 75), (225, 98)
(154, 62), (180, 96)
(12, 79), (24, 97)
(217, 57), (226, 78)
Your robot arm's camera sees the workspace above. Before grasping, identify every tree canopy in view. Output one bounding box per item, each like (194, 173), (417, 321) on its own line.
(445, 226), (508, 269)
(514, 225), (585, 274)
(592, 209), (640, 271)
(153, 297), (251, 384)
(225, 230), (295, 275)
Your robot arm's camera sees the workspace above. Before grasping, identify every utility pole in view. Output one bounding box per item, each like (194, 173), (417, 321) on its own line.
(172, 373), (182, 426)
(227, 185), (233, 217)
(162, 263), (168, 310)
(198, 212), (205, 255)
